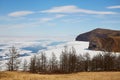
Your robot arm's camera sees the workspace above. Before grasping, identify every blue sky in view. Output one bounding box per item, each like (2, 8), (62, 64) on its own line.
(0, 0), (120, 38)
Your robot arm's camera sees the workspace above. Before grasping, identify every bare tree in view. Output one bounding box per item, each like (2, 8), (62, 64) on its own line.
(76, 54), (85, 72)
(23, 59), (28, 71)
(29, 55), (37, 73)
(6, 46), (20, 71)
(68, 47), (77, 72)
(60, 46), (69, 73)
(116, 54), (120, 71)
(36, 57), (41, 73)
(49, 52), (58, 73)
(103, 52), (115, 71)
(84, 53), (91, 71)
(91, 53), (104, 71)
(40, 52), (47, 73)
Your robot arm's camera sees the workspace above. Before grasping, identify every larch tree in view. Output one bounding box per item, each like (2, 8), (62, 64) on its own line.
(49, 52), (58, 73)
(6, 46), (20, 71)
(23, 59), (28, 72)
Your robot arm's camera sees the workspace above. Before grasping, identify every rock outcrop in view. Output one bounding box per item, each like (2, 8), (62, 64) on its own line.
(89, 36), (120, 52)
(76, 28), (120, 52)
(76, 28), (120, 41)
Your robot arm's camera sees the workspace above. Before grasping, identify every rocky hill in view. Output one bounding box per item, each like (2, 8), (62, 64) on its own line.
(88, 36), (120, 52)
(75, 28), (120, 41)
(76, 28), (120, 52)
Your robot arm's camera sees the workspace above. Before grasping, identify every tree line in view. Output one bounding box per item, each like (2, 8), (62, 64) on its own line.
(6, 46), (120, 74)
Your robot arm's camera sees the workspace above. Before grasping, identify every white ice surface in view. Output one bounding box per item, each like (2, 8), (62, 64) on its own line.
(0, 39), (119, 71)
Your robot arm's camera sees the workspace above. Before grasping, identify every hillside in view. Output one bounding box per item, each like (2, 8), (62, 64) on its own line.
(76, 28), (120, 41)
(76, 28), (120, 52)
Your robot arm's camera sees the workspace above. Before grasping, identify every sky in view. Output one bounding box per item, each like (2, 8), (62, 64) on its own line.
(0, 0), (120, 38)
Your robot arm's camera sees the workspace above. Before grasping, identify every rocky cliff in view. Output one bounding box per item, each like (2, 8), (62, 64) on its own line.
(76, 28), (120, 41)
(88, 36), (120, 52)
(76, 28), (120, 52)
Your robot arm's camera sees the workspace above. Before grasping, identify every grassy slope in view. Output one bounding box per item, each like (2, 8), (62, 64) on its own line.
(0, 71), (120, 80)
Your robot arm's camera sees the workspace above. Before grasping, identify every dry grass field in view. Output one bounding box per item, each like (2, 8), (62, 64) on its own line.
(0, 71), (120, 80)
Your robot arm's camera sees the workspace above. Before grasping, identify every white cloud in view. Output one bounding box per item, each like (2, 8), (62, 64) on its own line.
(41, 5), (117, 15)
(101, 20), (120, 23)
(107, 5), (120, 9)
(0, 16), (25, 21)
(62, 18), (90, 23)
(39, 14), (66, 23)
(0, 18), (56, 30)
(39, 18), (53, 23)
(55, 14), (66, 18)
(8, 11), (34, 17)
(0, 14), (65, 30)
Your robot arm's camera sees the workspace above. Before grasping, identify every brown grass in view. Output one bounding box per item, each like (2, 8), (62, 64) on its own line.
(0, 71), (120, 80)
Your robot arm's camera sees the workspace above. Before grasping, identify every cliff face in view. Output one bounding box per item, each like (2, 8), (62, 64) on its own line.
(76, 28), (120, 41)
(89, 36), (120, 52)
(76, 28), (120, 52)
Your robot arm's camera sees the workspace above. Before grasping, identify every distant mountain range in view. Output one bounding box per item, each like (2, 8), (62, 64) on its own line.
(76, 28), (120, 52)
